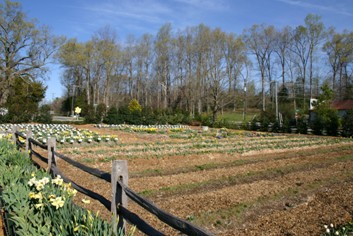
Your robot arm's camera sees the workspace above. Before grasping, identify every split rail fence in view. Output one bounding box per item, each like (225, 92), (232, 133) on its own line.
(8, 127), (213, 236)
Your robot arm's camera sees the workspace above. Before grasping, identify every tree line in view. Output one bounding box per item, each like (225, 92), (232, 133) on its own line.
(56, 14), (353, 123)
(1, 0), (353, 125)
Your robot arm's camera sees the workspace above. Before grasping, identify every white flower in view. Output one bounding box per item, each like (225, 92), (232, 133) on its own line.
(50, 196), (65, 209)
(35, 182), (45, 191)
(82, 198), (90, 204)
(52, 175), (64, 186)
(28, 177), (37, 186)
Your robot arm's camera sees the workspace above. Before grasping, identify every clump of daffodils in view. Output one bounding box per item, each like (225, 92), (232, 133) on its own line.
(324, 223), (351, 236)
(28, 174), (77, 211)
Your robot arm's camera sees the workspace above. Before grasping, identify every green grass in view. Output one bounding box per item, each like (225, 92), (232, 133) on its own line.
(218, 109), (259, 122)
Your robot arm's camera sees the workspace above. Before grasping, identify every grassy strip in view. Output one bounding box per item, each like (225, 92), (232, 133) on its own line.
(84, 139), (353, 162)
(63, 135), (346, 156)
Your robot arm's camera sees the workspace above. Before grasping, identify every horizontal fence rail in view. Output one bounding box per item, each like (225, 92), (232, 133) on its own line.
(10, 129), (214, 236)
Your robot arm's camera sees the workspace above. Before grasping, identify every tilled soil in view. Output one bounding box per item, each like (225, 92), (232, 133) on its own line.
(32, 126), (353, 235)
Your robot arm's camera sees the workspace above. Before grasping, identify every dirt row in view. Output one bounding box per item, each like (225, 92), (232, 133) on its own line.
(53, 142), (353, 235)
(28, 126), (353, 235)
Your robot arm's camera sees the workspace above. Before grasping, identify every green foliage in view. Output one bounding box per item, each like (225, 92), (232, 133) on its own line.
(96, 103), (107, 122)
(84, 104), (97, 123)
(35, 105), (53, 123)
(324, 223), (353, 236)
(311, 83), (340, 136)
(0, 0), (64, 106)
(84, 103), (107, 124)
(296, 116), (308, 134)
(104, 106), (191, 126)
(249, 111), (276, 132)
(6, 77), (46, 123)
(342, 109), (353, 137)
(194, 113), (213, 127)
(60, 90), (88, 117)
(104, 107), (120, 124)
(128, 99), (142, 113)
(0, 139), (125, 236)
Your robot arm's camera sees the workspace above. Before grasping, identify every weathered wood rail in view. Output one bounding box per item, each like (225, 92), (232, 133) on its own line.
(10, 127), (214, 236)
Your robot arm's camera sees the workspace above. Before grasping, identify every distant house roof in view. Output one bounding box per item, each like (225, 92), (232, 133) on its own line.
(331, 100), (353, 110)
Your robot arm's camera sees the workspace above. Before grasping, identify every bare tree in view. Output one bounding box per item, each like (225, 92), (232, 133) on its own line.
(243, 24), (275, 111)
(305, 14), (325, 99)
(274, 26), (292, 85)
(155, 23), (172, 109)
(0, 0), (64, 104)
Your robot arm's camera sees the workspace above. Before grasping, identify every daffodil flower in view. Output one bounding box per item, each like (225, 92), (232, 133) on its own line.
(35, 203), (44, 210)
(35, 182), (45, 191)
(52, 175), (64, 186)
(28, 177), (37, 186)
(82, 198), (90, 204)
(50, 196), (65, 209)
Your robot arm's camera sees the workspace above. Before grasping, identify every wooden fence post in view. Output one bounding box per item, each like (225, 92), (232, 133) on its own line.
(111, 160), (128, 235)
(11, 126), (18, 144)
(26, 130), (32, 157)
(47, 137), (57, 174)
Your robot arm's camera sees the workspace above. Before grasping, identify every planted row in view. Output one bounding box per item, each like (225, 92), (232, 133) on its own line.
(0, 124), (119, 145)
(0, 140), (129, 235)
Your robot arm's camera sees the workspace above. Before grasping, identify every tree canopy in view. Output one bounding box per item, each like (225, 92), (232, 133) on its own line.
(0, 0), (64, 105)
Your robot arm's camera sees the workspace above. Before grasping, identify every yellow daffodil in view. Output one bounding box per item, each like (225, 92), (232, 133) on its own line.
(29, 192), (43, 200)
(52, 175), (64, 186)
(50, 196), (65, 209)
(28, 177), (37, 186)
(81, 198), (90, 204)
(39, 177), (50, 185)
(67, 188), (77, 197)
(35, 203), (44, 210)
(35, 182), (45, 191)
(28, 192), (36, 199)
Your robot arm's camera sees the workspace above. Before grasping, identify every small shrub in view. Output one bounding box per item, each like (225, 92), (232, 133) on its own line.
(128, 99), (142, 113)
(297, 116), (308, 134)
(35, 104), (53, 124)
(342, 109), (353, 137)
(104, 107), (120, 124)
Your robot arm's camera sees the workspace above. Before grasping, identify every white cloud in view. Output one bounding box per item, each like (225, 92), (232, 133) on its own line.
(172, 0), (228, 11)
(83, 0), (172, 24)
(277, 0), (353, 17)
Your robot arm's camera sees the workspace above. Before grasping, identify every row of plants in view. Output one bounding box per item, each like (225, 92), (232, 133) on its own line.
(64, 135), (353, 160)
(0, 124), (118, 145)
(0, 140), (125, 235)
(247, 85), (353, 137)
(96, 124), (189, 134)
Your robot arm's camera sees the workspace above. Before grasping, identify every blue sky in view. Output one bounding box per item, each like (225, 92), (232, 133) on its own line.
(16, 0), (353, 102)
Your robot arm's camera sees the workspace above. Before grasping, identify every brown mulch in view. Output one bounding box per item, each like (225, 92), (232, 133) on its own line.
(22, 125), (353, 235)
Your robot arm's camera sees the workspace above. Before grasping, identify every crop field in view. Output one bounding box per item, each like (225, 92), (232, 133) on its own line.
(29, 125), (353, 235)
